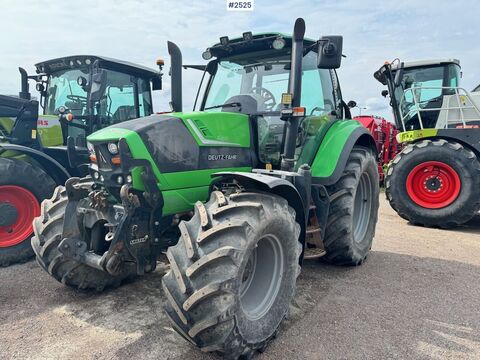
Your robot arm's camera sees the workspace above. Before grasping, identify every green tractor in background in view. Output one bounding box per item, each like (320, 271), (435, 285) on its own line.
(375, 59), (480, 228)
(0, 56), (162, 266)
(33, 19), (379, 358)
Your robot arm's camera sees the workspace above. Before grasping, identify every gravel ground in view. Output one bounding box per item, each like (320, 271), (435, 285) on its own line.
(1, 197), (479, 360)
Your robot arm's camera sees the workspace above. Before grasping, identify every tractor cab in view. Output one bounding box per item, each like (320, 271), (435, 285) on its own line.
(33, 55), (161, 148)
(375, 59), (480, 132)
(188, 33), (346, 169)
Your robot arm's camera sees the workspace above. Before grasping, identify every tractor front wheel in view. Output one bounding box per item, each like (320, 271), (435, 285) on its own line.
(385, 139), (480, 228)
(0, 158), (56, 266)
(31, 184), (134, 291)
(162, 191), (301, 359)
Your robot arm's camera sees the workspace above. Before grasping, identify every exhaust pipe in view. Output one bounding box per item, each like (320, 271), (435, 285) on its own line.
(167, 41), (183, 112)
(289, 18), (305, 108)
(18, 67), (31, 100)
(281, 18), (306, 171)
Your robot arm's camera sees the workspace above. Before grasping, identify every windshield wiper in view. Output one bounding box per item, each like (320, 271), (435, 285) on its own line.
(204, 102), (241, 110)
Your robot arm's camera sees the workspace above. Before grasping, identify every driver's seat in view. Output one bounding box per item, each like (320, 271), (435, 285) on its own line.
(65, 101), (83, 116)
(221, 94), (265, 114)
(112, 105), (136, 123)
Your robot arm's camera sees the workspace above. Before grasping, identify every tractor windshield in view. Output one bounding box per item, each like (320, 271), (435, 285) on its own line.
(204, 50), (337, 166)
(43, 68), (152, 146)
(46, 69), (89, 115)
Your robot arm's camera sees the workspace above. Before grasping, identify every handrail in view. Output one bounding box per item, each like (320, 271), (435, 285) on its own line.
(398, 86), (480, 131)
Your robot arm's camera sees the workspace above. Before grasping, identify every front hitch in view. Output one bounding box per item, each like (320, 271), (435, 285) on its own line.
(58, 182), (150, 276)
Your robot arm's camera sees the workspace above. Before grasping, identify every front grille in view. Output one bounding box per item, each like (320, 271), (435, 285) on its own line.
(95, 144), (113, 170)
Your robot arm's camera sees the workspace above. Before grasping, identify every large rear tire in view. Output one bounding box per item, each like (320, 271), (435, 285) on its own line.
(162, 191), (301, 359)
(31, 184), (133, 291)
(385, 139), (480, 228)
(323, 146), (379, 265)
(0, 158), (56, 267)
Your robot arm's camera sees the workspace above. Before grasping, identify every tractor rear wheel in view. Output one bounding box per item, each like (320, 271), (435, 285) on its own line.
(162, 191), (301, 359)
(31, 184), (133, 291)
(323, 146), (379, 265)
(0, 158), (56, 266)
(385, 139), (480, 228)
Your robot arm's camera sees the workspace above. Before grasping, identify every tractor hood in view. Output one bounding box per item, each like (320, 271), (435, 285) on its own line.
(87, 112), (251, 148)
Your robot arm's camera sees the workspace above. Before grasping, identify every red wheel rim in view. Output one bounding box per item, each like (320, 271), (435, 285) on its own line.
(406, 161), (461, 209)
(0, 185), (40, 247)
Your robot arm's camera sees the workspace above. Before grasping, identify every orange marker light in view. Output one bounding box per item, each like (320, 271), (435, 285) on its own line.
(89, 154), (97, 163)
(111, 156), (121, 165)
(66, 113), (74, 122)
(292, 107), (306, 116)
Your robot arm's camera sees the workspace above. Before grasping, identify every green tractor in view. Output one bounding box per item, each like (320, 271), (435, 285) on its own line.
(375, 59), (480, 228)
(33, 19), (379, 358)
(0, 55), (162, 266)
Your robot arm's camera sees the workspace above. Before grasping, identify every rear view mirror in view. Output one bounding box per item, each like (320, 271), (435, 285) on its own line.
(77, 76), (88, 87)
(347, 100), (357, 108)
(317, 36), (343, 69)
(90, 69), (107, 102)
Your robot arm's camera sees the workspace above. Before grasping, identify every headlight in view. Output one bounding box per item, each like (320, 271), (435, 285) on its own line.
(272, 37), (286, 50)
(107, 143), (119, 155)
(202, 50), (212, 60)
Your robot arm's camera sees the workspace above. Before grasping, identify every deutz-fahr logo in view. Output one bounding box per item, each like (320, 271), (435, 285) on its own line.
(208, 154), (238, 161)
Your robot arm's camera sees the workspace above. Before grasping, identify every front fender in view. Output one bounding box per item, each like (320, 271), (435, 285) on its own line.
(213, 171), (307, 254)
(311, 120), (376, 185)
(0, 143), (70, 185)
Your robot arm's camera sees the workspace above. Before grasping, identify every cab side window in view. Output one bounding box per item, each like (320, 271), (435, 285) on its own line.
(138, 78), (152, 117)
(300, 52), (336, 117)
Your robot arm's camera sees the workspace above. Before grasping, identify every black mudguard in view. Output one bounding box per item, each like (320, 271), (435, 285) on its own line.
(213, 171), (307, 252)
(0, 143), (70, 185)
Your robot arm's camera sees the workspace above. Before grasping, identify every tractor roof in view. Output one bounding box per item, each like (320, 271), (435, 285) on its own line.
(391, 58), (460, 70)
(35, 55), (159, 79)
(208, 33), (316, 59)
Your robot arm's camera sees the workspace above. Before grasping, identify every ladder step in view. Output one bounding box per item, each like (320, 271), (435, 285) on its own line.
(306, 227), (321, 235)
(303, 247), (326, 260)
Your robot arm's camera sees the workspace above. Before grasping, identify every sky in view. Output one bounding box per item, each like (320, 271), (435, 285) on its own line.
(1, 0), (479, 120)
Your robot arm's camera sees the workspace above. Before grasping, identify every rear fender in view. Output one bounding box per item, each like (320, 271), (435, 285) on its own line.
(0, 144), (70, 185)
(311, 120), (377, 185)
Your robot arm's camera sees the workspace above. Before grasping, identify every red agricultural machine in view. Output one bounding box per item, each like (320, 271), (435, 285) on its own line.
(354, 115), (400, 182)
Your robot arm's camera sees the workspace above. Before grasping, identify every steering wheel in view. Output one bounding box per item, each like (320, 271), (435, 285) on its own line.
(66, 95), (88, 105)
(250, 87), (276, 111)
(310, 106), (325, 115)
(310, 99), (336, 115)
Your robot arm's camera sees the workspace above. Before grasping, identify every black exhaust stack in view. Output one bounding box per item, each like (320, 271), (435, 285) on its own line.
(281, 18), (306, 171)
(18, 67), (31, 100)
(167, 41), (183, 112)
